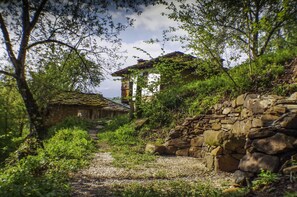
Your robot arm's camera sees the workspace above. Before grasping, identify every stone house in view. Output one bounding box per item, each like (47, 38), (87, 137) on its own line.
(111, 51), (197, 105)
(45, 91), (129, 127)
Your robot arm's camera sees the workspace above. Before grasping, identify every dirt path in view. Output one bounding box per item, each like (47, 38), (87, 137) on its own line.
(70, 150), (234, 196)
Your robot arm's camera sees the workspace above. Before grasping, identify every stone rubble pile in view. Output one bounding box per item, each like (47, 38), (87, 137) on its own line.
(147, 92), (297, 179)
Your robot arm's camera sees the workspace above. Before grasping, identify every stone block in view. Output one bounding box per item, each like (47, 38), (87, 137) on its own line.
(241, 108), (253, 119)
(205, 154), (214, 170)
(223, 107), (232, 115)
(223, 137), (245, 152)
(190, 136), (204, 147)
(168, 129), (181, 139)
(239, 152), (279, 173)
(278, 112), (297, 129)
(221, 118), (237, 124)
(216, 154), (239, 172)
(247, 128), (276, 139)
(236, 94), (246, 106)
(203, 130), (226, 146)
(176, 148), (189, 156)
(222, 123), (233, 130)
(261, 114), (279, 126)
(252, 133), (296, 154)
(288, 92), (297, 100)
(232, 119), (252, 135)
(212, 123), (221, 130)
(231, 99), (237, 108)
(252, 118), (263, 128)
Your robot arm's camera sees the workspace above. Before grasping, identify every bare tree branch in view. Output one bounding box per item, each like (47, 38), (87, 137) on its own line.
(30, 0), (48, 29)
(0, 14), (18, 67)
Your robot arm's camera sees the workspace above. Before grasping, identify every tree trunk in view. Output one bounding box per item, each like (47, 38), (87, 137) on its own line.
(15, 77), (46, 140)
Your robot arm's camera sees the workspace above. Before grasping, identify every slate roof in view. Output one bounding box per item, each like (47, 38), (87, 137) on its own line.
(50, 92), (107, 107)
(112, 51), (196, 76)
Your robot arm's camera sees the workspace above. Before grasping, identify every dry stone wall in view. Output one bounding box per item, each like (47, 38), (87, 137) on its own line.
(160, 93), (297, 176)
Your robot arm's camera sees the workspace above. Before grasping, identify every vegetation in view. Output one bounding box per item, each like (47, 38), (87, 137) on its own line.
(0, 123), (94, 196)
(98, 118), (156, 168)
(115, 180), (222, 197)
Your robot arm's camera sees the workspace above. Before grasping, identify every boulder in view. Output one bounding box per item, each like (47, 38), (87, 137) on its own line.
(176, 148), (189, 156)
(145, 143), (167, 155)
(165, 146), (177, 155)
(239, 152), (279, 173)
(203, 130), (226, 146)
(205, 154), (214, 170)
(252, 133), (296, 154)
(216, 154), (239, 172)
(168, 129), (182, 138)
(252, 118), (263, 128)
(223, 137), (245, 152)
(261, 114), (280, 126)
(212, 123), (222, 130)
(190, 136), (204, 147)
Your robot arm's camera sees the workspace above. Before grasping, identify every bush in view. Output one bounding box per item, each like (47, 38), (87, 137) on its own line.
(0, 128), (94, 196)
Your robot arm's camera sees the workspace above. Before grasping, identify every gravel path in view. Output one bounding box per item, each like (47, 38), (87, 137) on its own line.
(70, 151), (234, 196)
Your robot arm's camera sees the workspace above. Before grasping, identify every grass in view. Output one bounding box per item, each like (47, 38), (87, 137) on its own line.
(113, 180), (222, 197)
(98, 120), (156, 169)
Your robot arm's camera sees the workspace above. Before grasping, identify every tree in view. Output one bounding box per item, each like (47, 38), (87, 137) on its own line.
(0, 0), (158, 140)
(166, 0), (297, 62)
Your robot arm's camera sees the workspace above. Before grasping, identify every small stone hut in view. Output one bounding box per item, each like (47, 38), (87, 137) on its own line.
(45, 91), (129, 127)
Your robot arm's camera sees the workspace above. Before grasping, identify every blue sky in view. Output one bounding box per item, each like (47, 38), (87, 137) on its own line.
(96, 4), (186, 98)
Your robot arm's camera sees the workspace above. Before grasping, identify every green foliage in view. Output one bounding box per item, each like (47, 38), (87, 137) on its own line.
(284, 191), (297, 197)
(252, 170), (280, 190)
(116, 180), (222, 197)
(0, 128), (94, 196)
(48, 116), (92, 137)
(98, 123), (155, 168)
(102, 115), (130, 132)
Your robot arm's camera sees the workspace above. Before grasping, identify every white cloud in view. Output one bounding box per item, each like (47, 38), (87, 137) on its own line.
(127, 4), (178, 32)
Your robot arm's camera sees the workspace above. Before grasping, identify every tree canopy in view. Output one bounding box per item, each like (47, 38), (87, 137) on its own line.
(166, 0), (297, 63)
(0, 0), (158, 139)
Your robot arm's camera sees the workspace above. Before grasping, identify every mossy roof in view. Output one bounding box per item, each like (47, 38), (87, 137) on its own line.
(111, 51), (196, 76)
(50, 91), (107, 107)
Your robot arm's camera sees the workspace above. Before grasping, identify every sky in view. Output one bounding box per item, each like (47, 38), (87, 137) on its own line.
(96, 3), (186, 98)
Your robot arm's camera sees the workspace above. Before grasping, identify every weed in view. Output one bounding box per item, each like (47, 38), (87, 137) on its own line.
(252, 170), (280, 190)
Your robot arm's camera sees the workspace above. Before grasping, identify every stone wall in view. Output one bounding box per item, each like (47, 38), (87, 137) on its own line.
(162, 93), (297, 176)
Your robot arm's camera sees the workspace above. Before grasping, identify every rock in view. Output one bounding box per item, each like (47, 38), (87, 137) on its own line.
(283, 165), (297, 174)
(288, 92), (297, 100)
(190, 136), (204, 147)
(252, 133), (296, 154)
(212, 123), (221, 130)
(203, 130), (226, 146)
(211, 146), (223, 156)
(145, 143), (167, 155)
(223, 107), (232, 115)
(135, 118), (149, 129)
(165, 146), (177, 155)
(241, 108), (253, 119)
(236, 94), (246, 106)
(223, 137), (245, 152)
(216, 154), (239, 172)
(244, 99), (265, 114)
(176, 148), (189, 156)
(248, 128), (276, 139)
(270, 106), (287, 114)
(239, 152), (279, 173)
(276, 112), (297, 129)
(232, 120), (252, 135)
(231, 154), (245, 160)
(189, 147), (204, 158)
(221, 123), (233, 130)
(252, 118), (263, 128)
(234, 170), (254, 185)
(164, 138), (189, 148)
(261, 114), (280, 126)
(205, 154), (214, 170)
(221, 118), (237, 124)
(231, 99), (237, 108)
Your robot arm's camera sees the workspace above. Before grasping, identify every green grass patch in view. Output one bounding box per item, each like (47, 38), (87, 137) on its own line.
(114, 180), (222, 197)
(0, 128), (95, 196)
(98, 120), (156, 169)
